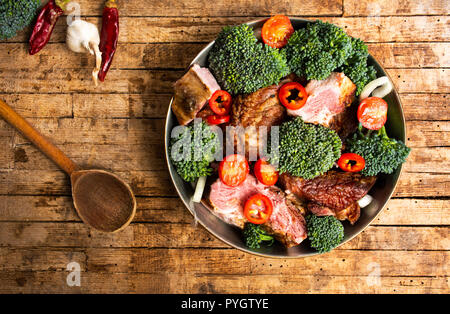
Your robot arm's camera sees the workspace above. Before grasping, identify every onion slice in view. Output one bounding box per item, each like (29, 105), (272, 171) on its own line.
(357, 194), (373, 208)
(359, 76), (393, 101)
(192, 176), (207, 203)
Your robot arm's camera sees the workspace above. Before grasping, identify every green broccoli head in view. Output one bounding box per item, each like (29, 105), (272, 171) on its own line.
(0, 0), (40, 40)
(346, 125), (411, 176)
(243, 223), (274, 249)
(169, 120), (220, 182)
(306, 214), (344, 253)
(270, 117), (342, 180)
(284, 20), (353, 80)
(208, 24), (289, 95)
(338, 37), (377, 95)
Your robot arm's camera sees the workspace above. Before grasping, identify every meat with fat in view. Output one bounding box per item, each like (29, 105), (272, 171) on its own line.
(228, 82), (288, 160)
(208, 175), (307, 247)
(287, 72), (356, 134)
(172, 64), (220, 125)
(307, 201), (361, 224)
(279, 170), (376, 211)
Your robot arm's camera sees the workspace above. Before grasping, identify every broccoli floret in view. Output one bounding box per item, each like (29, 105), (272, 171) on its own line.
(338, 37), (377, 95)
(306, 214), (344, 253)
(169, 120), (220, 182)
(284, 20), (353, 81)
(243, 223), (274, 249)
(270, 117), (342, 180)
(0, 0), (40, 40)
(346, 125), (411, 176)
(208, 24), (289, 95)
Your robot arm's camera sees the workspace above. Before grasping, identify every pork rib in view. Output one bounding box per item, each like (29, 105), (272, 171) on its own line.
(172, 64), (220, 125)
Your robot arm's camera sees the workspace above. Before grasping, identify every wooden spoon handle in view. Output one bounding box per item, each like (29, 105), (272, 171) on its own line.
(0, 99), (78, 175)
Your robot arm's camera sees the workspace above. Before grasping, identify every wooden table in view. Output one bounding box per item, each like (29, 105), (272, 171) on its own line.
(0, 0), (448, 294)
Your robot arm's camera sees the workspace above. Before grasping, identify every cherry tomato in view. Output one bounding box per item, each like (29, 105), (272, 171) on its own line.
(219, 154), (249, 187)
(209, 90), (232, 115)
(337, 153), (366, 173)
(254, 158), (279, 186)
(207, 114), (230, 125)
(244, 194), (273, 224)
(278, 82), (308, 110)
(357, 97), (388, 130)
(261, 15), (294, 49)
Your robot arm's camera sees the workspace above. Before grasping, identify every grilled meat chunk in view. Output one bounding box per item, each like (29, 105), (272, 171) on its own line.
(307, 201), (361, 224)
(229, 83), (286, 159)
(287, 72), (356, 129)
(208, 175), (307, 247)
(172, 64), (220, 125)
(279, 171), (376, 210)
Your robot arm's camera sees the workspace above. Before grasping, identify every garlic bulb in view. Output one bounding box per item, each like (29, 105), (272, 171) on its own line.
(66, 19), (102, 86)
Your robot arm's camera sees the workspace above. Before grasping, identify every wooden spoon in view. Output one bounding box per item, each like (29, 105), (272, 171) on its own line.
(0, 99), (136, 232)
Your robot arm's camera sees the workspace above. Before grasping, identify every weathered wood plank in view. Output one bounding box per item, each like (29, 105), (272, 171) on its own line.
(1, 195), (448, 226)
(0, 271), (447, 293)
(0, 168), (448, 197)
(344, 0), (450, 16)
(86, 248), (449, 277)
(0, 247), (446, 278)
(403, 147), (449, 173)
(0, 169), (176, 196)
(11, 144), (167, 172)
(75, 0), (344, 17)
(0, 68), (446, 94)
(0, 69), (181, 94)
(0, 94), (72, 118)
(367, 43), (450, 68)
(3, 42), (448, 71)
(0, 248), (85, 272)
(7, 16), (449, 44)
(0, 222), (447, 250)
(3, 118), (166, 146)
(375, 199), (450, 225)
(72, 93), (171, 118)
(389, 69), (449, 94)
(394, 173), (449, 197)
(400, 94), (448, 121)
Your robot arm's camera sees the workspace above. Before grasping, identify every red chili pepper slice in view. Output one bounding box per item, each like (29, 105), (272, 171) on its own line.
(337, 153), (366, 173)
(357, 97), (388, 130)
(254, 158), (278, 186)
(278, 82), (308, 110)
(261, 15), (294, 49)
(244, 194), (273, 224)
(209, 90), (232, 116)
(219, 154), (249, 187)
(206, 114), (230, 125)
(98, 0), (119, 82)
(29, 0), (69, 55)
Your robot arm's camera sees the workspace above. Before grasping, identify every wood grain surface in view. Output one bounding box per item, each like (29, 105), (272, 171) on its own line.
(0, 0), (448, 294)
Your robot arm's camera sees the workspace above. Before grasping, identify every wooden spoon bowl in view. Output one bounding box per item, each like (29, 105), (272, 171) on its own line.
(71, 169), (136, 232)
(0, 99), (136, 232)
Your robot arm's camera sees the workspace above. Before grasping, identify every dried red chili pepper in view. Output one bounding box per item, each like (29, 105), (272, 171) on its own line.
(98, 0), (119, 82)
(29, 0), (70, 55)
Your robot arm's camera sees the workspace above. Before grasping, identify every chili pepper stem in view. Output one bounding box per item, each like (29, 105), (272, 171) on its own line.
(55, 0), (72, 11)
(105, 0), (118, 8)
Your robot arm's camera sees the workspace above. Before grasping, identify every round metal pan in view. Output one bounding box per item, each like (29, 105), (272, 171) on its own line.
(164, 18), (406, 257)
